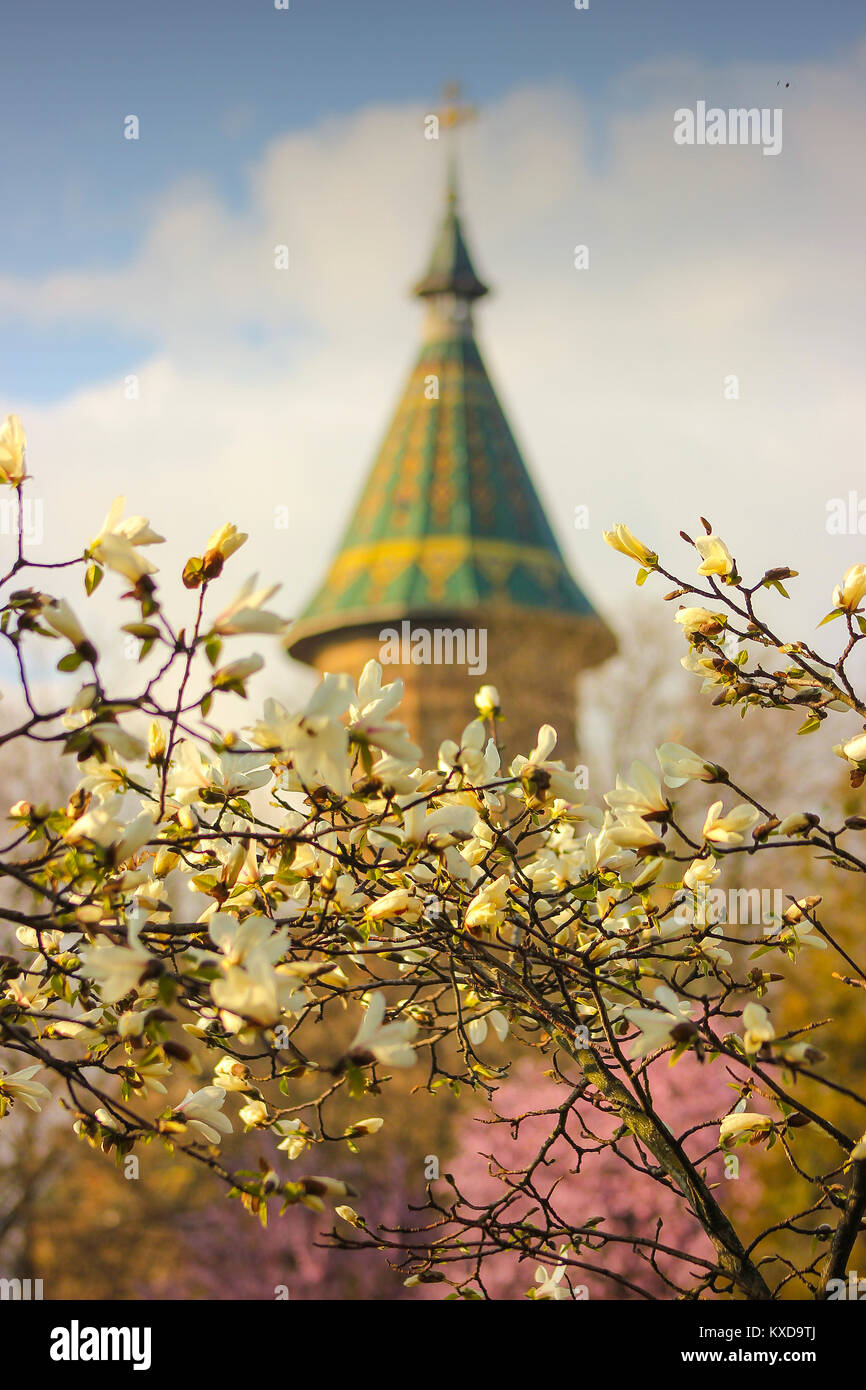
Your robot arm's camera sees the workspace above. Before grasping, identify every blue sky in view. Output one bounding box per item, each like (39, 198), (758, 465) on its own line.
(1, 0), (863, 397)
(0, 0), (864, 701)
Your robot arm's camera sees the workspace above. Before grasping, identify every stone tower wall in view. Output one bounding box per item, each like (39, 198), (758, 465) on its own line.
(303, 609), (614, 770)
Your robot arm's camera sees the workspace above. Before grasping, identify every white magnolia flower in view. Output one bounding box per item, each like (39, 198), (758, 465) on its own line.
(682, 856), (720, 892)
(206, 522), (248, 561)
(624, 984), (699, 1058)
(510, 725), (584, 804)
(135, 1055), (172, 1096)
(211, 959), (306, 1031)
(656, 742), (715, 789)
(366, 887), (423, 923)
(174, 1086), (234, 1144)
(833, 563), (866, 613)
(79, 915), (152, 1004)
(168, 741), (271, 803)
(695, 533), (734, 577)
(67, 803), (156, 862)
(533, 1260), (575, 1300)
(273, 1117), (309, 1159)
(681, 646), (727, 692)
(606, 813), (665, 853)
(776, 812), (815, 836)
(702, 801), (761, 847)
(348, 991), (418, 1069)
(348, 661), (420, 763)
(213, 1056), (252, 1092)
(93, 1107), (122, 1131)
(42, 598), (89, 648)
(90, 497), (164, 581)
(440, 718), (494, 782)
(851, 1131), (866, 1161)
(605, 761), (668, 818)
(465, 874), (512, 933)
(344, 1116), (384, 1138)
(841, 732), (866, 766)
(213, 575), (291, 635)
(742, 1003), (775, 1053)
(602, 523), (656, 566)
(474, 684), (501, 718)
(397, 799), (477, 846)
(466, 1010), (509, 1047)
(249, 678), (353, 794)
(674, 607), (726, 637)
(85, 724), (148, 763)
(238, 1099), (269, 1127)
(208, 913), (291, 969)
(0, 1064), (51, 1112)
(719, 1111), (773, 1143)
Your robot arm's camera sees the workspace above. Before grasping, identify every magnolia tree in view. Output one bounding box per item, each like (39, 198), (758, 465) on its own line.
(2, 413), (866, 1301)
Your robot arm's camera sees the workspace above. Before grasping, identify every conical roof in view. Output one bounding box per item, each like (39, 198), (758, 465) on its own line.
(287, 181), (608, 661)
(412, 179), (489, 301)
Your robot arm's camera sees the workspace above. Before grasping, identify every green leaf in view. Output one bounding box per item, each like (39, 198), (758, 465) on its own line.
(85, 562), (103, 596)
(57, 651), (84, 672)
(182, 557), (204, 590)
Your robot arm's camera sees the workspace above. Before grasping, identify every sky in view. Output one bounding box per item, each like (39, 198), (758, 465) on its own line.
(0, 0), (864, 710)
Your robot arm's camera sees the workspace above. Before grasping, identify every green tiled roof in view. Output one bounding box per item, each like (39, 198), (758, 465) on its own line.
(287, 185), (605, 657)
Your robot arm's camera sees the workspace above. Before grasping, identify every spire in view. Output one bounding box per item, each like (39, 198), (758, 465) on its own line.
(413, 82), (488, 303)
(412, 175), (489, 302)
(286, 88), (615, 671)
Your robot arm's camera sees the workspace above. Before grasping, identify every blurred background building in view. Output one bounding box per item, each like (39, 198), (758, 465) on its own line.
(287, 92), (615, 764)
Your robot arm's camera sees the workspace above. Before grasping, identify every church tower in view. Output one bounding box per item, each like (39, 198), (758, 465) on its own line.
(287, 102), (615, 764)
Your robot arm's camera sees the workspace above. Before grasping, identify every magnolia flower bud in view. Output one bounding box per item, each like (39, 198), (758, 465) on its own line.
(0, 413), (27, 486)
(153, 847), (180, 877)
(205, 523), (248, 562)
(777, 812), (817, 836)
(148, 722), (167, 761)
(842, 732), (866, 765)
(674, 607), (726, 638)
(695, 533), (734, 577)
(782, 896), (822, 924)
(42, 598), (89, 649)
(474, 684), (501, 718)
(300, 1176), (352, 1199)
(602, 523), (656, 567)
(344, 1117), (384, 1138)
(222, 842), (247, 889)
(239, 1099), (269, 1127)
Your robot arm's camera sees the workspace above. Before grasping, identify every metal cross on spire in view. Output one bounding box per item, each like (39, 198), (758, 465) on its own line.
(435, 81), (477, 201)
(437, 80), (477, 131)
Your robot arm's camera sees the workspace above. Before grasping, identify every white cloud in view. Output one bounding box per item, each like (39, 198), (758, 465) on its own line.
(2, 50), (866, 712)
